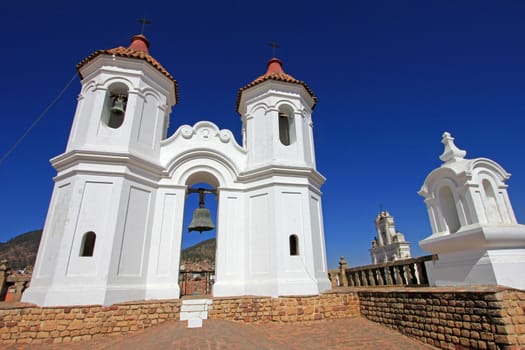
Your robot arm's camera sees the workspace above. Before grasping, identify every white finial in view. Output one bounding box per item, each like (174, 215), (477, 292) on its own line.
(439, 132), (466, 163)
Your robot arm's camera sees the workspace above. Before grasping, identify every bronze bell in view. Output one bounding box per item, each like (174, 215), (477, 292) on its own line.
(188, 189), (215, 233)
(110, 95), (127, 115)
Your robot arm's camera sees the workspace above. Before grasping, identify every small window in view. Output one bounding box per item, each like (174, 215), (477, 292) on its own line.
(80, 231), (96, 257)
(279, 113), (291, 146)
(289, 235), (299, 256)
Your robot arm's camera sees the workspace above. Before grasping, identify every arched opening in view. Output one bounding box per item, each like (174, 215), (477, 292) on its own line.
(179, 177), (218, 297)
(289, 234), (299, 256)
(278, 105), (295, 146)
(102, 83), (128, 129)
(80, 231), (96, 257)
(438, 186), (461, 233)
(483, 179), (502, 223)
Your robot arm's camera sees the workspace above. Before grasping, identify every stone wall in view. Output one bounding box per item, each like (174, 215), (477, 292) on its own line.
(0, 300), (181, 344)
(1, 287), (524, 348)
(209, 291), (360, 323)
(358, 286), (525, 350)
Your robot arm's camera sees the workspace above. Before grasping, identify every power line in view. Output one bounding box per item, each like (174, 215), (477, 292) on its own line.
(0, 72), (78, 167)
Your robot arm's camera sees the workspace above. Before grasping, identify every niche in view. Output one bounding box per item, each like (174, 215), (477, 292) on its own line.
(438, 186), (461, 233)
(80, 231), (96, 257)
(289, 234), (299, 256)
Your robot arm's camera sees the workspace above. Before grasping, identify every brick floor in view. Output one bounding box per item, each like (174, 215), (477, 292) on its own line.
(5, 317), (437, 350)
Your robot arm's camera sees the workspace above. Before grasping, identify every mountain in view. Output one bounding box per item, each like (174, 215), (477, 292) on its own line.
(0, 230), (216, 271)
(180, 238), (216, 264)
(0, 229), (42, 271)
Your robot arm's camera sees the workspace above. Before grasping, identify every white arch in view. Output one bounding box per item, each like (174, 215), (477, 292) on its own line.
(165, 150), (240, 189)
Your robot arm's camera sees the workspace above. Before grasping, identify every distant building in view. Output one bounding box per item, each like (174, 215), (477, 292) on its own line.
(369, 211), (411, 264)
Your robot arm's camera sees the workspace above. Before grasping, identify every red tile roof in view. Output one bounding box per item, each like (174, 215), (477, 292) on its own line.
(76, 35), (179, 102)
(236, 58), (317, 112)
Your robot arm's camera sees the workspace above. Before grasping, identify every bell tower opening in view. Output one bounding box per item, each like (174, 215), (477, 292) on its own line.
(179, 176), (218, 297)
(278, 105), (295, 146)
(102, 83), (129, 129)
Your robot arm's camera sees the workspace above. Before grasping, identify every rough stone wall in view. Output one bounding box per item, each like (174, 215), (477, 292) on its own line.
(358, 287), (525, 350)
(1, 287), (524, 348)
(0, 300), (181, 344)
(209, 291), (360, 323)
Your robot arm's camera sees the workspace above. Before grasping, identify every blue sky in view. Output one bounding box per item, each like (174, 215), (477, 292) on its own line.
(1, 1), (524, 268)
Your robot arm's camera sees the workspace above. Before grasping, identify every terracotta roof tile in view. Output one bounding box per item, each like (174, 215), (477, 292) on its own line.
(236, 58), (317, 112)
(76, 35), (179, 103)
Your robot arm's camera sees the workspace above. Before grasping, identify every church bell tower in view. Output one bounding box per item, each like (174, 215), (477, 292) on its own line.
(22, 34), (178, 306)
(232, 57), (331, 297)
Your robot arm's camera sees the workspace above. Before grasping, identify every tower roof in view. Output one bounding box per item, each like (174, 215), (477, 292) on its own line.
(236, 58), (317, 112)
(76, 34), (179, 102)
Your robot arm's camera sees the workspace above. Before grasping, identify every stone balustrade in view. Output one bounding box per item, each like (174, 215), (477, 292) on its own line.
(330, 255), (434, 288)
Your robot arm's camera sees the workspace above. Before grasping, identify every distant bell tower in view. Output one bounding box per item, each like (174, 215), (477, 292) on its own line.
(22, 34), (178, 306)
(370, 211), (411, 264)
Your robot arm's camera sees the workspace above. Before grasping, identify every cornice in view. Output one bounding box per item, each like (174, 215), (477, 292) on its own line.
(51, 150), (165, 184)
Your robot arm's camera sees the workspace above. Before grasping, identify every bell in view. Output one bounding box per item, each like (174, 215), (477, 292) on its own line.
(188, 207), (215, 233)
(188, 189), (215, 233)
(110, 95), (127, 115)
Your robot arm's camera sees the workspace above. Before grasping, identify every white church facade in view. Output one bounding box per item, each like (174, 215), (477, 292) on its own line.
(22, 34), (331, 307)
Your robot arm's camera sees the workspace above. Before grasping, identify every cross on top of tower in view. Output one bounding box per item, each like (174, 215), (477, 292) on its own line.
(137, 17), (152, 35)
(268, 41), (280, 58)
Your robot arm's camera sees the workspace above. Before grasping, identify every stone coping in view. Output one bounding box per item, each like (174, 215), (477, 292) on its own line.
(333, 285), (520, 293)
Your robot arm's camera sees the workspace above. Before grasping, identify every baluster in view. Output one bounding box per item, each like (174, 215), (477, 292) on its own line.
(417, 262), (429, 285)
(394, 266), (403, 285)
(368, 269), (376, 286)
(384, 266), (394, 286)
(352, 272), (358, 286)
(360, 270), (367, 286)
(407, 263), (417, 285)
(348, 272), (354, 287)
(376, 268), (385, 285)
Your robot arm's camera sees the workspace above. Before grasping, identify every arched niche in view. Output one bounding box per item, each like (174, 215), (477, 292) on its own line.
(438, 186), (461, 234)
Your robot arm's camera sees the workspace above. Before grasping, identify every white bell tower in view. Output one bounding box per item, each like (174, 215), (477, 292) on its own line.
(232, 57), (331, 297)
(66, 34), (177, 161)
(237, 58), (317, 169)
(23, 34), (178, 306)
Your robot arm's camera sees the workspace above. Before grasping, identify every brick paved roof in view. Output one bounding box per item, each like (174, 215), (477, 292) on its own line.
(236, 58), (317, 112)
(76, 35), (179, 102)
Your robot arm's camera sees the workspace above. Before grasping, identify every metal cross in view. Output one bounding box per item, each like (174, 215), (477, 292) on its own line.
(268, 41), (280, 57)
(137, 17), (153, 35)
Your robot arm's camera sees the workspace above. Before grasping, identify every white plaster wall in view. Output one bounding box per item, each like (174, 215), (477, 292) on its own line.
(245, 189), (277, 296)
(145, 187), (185, 300)
(212, 189), (246, 296)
